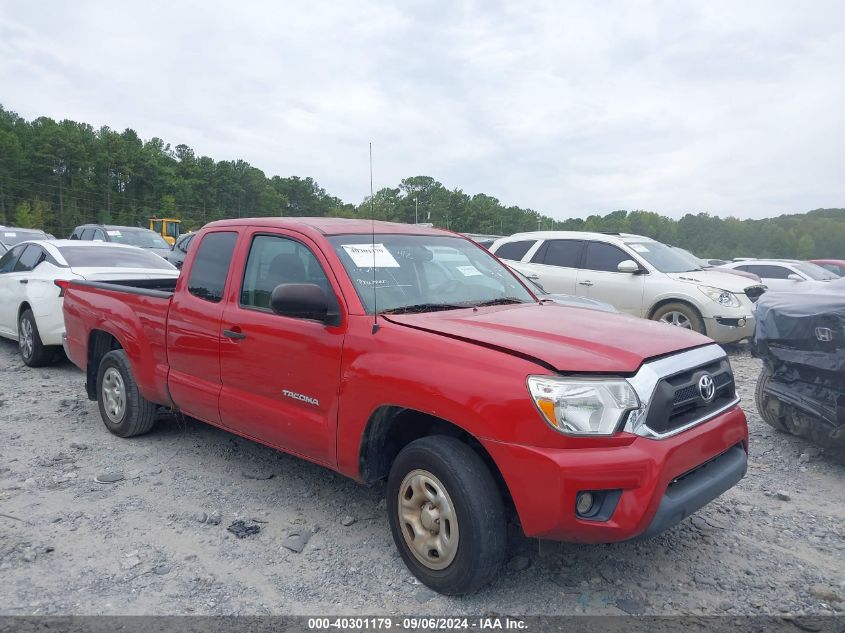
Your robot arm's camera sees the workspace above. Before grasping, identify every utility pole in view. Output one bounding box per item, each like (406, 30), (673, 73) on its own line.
(415, 196), (418, 224)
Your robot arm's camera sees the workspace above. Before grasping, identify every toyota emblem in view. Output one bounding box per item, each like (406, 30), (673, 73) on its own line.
(698, 374), (716, 402)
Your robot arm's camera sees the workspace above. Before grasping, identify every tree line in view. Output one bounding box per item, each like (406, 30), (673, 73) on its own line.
(1, 104), (843, 259)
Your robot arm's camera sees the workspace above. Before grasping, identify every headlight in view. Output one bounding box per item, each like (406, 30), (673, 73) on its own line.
(698, 286), (740, 308)
(527, 376), (640, 436)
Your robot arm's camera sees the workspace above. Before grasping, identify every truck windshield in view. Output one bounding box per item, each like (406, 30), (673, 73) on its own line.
(627, 241), (703, 273)
(327, 234), (536, 314)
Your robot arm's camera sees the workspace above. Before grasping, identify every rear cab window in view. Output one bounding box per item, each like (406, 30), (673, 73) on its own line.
(187, 232), (238, 303)
(57, 245), (174, 269)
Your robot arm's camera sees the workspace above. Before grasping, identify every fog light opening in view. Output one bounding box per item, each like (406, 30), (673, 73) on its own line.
(738, 318), (746, 327)
(576, 492), (595, 517)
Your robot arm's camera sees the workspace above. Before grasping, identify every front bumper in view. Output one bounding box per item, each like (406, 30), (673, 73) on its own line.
(703, 314), (756, 343)
(481, 405), (748, 543)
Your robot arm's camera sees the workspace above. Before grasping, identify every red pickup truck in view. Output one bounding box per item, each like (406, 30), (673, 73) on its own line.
(63, 218), (748, 594)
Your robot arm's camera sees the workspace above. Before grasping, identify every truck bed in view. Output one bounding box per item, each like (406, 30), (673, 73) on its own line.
(63, 277), (176, 406)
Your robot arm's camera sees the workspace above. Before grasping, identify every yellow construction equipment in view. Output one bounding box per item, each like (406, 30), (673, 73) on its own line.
(149, 217), (182, 245)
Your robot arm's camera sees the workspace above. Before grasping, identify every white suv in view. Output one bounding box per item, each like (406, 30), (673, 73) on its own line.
(490, 231), (766, 343)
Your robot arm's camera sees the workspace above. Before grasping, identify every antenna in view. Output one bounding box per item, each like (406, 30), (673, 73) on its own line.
(370, 142), (379, 334)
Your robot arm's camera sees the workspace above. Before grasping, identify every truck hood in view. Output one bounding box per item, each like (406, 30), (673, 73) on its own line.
(665, 269), (761, 293)
(383, 303), (710, 373)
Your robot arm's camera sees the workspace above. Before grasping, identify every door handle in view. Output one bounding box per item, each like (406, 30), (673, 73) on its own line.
(578, 280), (593, 287)
(19, 279), (28, 284)
(223, 328), (247, 340)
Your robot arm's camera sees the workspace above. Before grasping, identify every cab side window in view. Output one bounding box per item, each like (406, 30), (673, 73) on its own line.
(240, 235), (330, 311)
(583, 242), (630, 272)
(13, 245), (43, 272)
(741, 265), (791, 279)
(187, 232), (238, 303)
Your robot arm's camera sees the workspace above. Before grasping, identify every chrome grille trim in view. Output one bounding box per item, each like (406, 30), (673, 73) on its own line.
(623, 344), (740, 440)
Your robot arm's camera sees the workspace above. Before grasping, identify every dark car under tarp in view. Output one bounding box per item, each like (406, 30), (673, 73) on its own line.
(753, 279), (845, 450)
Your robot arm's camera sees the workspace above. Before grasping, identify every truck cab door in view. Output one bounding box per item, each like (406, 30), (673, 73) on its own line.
(576, 242), (646, 316)
(166, 230), (239, 425)
(218, 229), (345, 466)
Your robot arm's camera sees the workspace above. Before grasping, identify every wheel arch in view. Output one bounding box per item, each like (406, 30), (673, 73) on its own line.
(16, 301), (33, 334)
(358, 406), (515, 511)
(86, 329), (123, 400)
(647, 297), (705, 323)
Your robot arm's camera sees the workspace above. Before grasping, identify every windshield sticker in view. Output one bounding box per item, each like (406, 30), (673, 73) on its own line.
(630, 244), (650, 253)
(4, 232), (16, 237)
(107, 230), (122, 236)
(456, 265), (482, 277)
(341, 243), (400, 268)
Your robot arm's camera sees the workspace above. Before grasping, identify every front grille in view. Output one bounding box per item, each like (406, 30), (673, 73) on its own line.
(745, 286), (766, 303)
(644, 358), (736, 435)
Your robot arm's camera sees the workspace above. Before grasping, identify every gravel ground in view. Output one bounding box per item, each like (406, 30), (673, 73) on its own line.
(0, 338), (843, 616)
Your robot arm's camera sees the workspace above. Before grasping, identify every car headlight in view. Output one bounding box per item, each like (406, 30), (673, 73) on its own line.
(527, 376), (640, 436)
(698, 286), (740, 308)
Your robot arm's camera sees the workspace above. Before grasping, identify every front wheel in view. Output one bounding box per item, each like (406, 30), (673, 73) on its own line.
(387, 436), (506, 595)
(96, 350), (157, 437)
(652, 302), (706, 335)
(19, 309), (54, 367)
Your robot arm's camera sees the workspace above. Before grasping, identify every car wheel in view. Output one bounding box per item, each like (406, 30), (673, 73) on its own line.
(96, 350), (157, 438)
(755, 366), (790, 433)
(386, 436), (506, 595)
(652, 302), (706, 335)
(18, 309), (54, 367)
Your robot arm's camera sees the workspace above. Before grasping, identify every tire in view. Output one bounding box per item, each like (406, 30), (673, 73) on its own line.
(18, 309), (54, 367)
(652, 302), (706, 335)
(755, 366), (790, 433)
(386, 436), (506, 595)
(95, 350), (157, 438)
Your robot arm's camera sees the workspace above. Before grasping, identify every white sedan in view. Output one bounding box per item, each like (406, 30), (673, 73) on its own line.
(0, 240), (179, 366)
(719, 259), (839, 292)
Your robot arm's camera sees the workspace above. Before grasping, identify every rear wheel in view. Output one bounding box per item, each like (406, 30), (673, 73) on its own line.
(652, 302), (706, 335)
(18, 310), (54, 367)
(386, 436), (506, 595)
(755, 366), (789, 432)
(96, 350), (157, 437)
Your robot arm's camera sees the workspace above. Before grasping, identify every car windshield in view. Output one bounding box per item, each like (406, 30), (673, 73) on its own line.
(107, 228), (170, 249)
(794, 261), (839, 280)
(327, 234), (536, 314)
(628, 241), (703, 273)
(1, 229), (48, 246)
(57, 245), (176, 269)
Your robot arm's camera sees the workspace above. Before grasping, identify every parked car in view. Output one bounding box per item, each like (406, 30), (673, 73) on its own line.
(720, 259), (839, 292)
(754, 278), (845, 452)
(1, 226), (50, 246)
(671, 247), (762, 283)
(63, 218), (748, 595)
(166, 232), (195, 269)
(511, 268), (618, 312)
(69, 224), (172, 258)
(0, 240), (178, 366)
(490, 231), (765, 343)
(809, 259), (845, 277)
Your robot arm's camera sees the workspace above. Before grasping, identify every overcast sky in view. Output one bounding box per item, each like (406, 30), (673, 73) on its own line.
(1, 1), (844, 220)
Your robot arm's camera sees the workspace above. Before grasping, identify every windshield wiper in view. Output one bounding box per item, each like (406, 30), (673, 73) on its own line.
(381, 303), (468, 315)
(473, 297), (527, 307)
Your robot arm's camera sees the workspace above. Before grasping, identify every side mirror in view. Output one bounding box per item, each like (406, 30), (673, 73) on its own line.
(270, 283), (340, 325)
(617, 260), (641, 274)
(787, 274), (804, 282)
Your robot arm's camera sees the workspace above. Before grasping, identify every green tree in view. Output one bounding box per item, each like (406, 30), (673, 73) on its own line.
(14, 200), (34, 227)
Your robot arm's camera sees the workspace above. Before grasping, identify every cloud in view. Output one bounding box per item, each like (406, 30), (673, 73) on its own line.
(1, 0), (843, 219)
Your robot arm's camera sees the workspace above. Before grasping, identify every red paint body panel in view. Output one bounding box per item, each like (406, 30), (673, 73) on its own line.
(63, 217), (750, 545)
